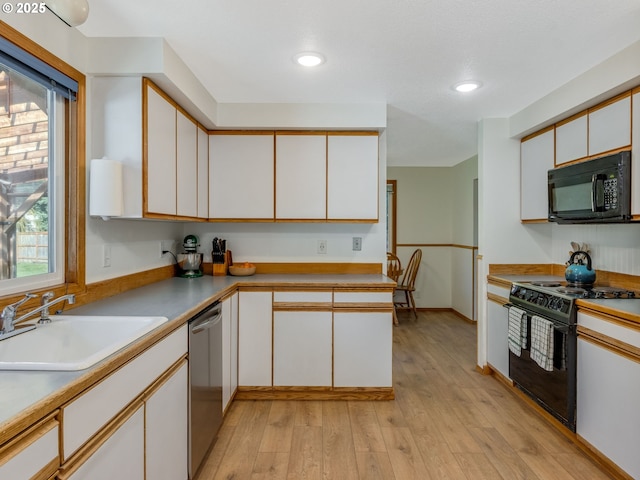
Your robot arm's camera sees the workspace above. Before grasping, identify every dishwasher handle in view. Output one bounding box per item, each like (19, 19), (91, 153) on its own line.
(190, 306), (222, 334)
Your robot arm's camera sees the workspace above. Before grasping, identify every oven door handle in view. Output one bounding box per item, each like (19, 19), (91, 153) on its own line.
(502, 303), (515, 309)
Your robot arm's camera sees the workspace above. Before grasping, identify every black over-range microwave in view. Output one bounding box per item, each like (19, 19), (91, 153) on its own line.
(548, 150), (631, 224)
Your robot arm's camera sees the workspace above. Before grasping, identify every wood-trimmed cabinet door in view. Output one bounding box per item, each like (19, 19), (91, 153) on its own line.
(273, 310), (332, 386)
(230, 292), (239, 404)
(238, 291), (273, 386)
(197, 126), (209, 219)
(576, 311), (640, 479)
(327, 134), (379, 221)
(333, 310), (392, 387)
(275, 133), (327, 220)
(222, 294), (240, 412)
(486, 299), (509, 378)
(588, 93), (631, 157)
(209, 133), (275, 220)
(176, 110), (198, 218)
(577, 335), (640, 478)
(521, 128), (554, 221)
(145, 361), (188, 480)
(61, 406), (145, 480)
(555, 113), (587, 166)
(0, 416), (59, 480)
(145, 83), (177, 216)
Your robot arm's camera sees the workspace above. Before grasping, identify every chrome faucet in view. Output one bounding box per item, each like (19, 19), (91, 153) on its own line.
(38, 291), (56, 324)
(1, 293), (38, 335)
(13, 292), (76, 325)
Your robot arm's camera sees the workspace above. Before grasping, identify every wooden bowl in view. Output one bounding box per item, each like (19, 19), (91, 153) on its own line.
(228, 264), (256, 276)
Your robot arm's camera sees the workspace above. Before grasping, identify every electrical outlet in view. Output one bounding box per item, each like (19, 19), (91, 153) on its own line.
(317, 239), (327, 254)
(102, 245), (111, 267)
(159, 240), (173, 257)
(158, 241), (164, 258)
(352, 237), (362, 251)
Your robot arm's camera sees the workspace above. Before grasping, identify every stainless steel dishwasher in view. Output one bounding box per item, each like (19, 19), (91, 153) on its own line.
(188, 301), (222, 479)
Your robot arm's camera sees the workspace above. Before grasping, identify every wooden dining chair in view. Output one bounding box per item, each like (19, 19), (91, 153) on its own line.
(386, 252), (402, 325)
(386, 252), (402, 282)
(394, 248), (422, 319)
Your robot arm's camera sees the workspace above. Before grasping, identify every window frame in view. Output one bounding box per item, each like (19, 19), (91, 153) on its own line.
(0, 20), (85, 307)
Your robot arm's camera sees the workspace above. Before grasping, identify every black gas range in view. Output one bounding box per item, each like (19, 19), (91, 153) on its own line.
(507, 280), (637, 432)
(508, 280), (638, 431)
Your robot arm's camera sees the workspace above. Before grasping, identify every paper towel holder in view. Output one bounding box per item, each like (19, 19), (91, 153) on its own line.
(89, 158), (123, 221)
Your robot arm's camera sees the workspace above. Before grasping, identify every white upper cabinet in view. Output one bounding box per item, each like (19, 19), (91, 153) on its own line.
(275, 133), (327, 220)
(555, 113), (587, 166)
(176, 110), (198, 218)
(588, 94), (631, 157)
(521, 128), (554, 221)
(197, 126), (209, 219)
(209, 133), (275, 220)
(91, 76), (205, 221)
(145, 84), (177, 216)
(327, 134), (379, 221)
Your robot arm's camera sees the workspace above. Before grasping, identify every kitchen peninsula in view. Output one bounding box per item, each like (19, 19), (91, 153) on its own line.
(0, 273), (394, 479)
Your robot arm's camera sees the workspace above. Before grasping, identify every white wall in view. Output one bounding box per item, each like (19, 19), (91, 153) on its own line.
(476, 118), (553, 365)
(451, 156), (478, 246)
(388, 167), (452, 308)
(551, 224), (640, 276)
(388, 157), (478, 315)
(451, 156), (478, 320)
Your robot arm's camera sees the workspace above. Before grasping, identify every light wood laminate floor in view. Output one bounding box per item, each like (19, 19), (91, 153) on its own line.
(197, 311), (614, 479)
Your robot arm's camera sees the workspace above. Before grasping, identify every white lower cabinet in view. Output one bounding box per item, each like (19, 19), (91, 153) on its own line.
(145, 361), (189, 480)
(487, 299), (509, 378)
(273, 310), (332, 386)
(333, 311), (392, 387)
(58, 326), (188, 479)
(63, 406), (145, 480)
(222, 292), (239, 411)
(61, 326), (187, 460)
(238, 291), (273, 386)
(577, 312), (640, 479)
(0, 416), (59, 480)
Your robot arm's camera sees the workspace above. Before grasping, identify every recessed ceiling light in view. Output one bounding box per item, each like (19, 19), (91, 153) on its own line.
(293, 52), (326, 67)
(453, 81), (482, 93)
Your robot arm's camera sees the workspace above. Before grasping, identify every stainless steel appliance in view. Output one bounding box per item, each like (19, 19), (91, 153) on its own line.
(508, 280), (637, 432)
(548, 150), (631, 224)
(188, 301), (222, 478)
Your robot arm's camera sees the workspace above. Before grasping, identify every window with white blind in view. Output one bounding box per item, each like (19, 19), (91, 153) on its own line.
(0, 32), (81, 296)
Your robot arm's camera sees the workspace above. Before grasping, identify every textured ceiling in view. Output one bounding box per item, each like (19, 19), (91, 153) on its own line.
(78, 0), (640, 167)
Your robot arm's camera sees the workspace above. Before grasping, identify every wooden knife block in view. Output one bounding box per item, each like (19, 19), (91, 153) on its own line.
(213, 252), (230, 276)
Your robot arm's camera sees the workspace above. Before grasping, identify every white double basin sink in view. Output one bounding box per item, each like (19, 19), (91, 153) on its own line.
(0, 315), (168, 371)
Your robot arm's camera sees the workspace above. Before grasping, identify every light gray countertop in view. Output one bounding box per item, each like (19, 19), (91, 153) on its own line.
(0, 274), (393, 437)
